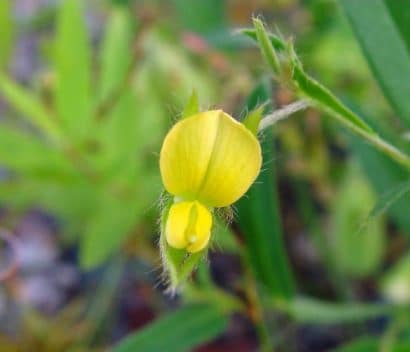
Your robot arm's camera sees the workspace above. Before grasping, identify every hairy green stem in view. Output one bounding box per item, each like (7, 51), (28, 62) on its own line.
(259, 98), (410, 169)
(258, 100), (310, 131)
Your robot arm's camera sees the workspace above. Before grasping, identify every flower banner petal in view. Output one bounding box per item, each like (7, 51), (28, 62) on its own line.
(160, 110), (261, 207)
(197, 112), (262, 207)
(160, 111), (220, 201)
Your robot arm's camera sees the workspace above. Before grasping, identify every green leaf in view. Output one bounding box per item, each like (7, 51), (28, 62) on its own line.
(331, 162), (385, 277)
(340, 0), (410, 128)
(385, 0), (410, 51)
(97, 5), (134, 106)
(171, 0), (226, 35)
(95, 89), (139, 171)
(43, 181), (97, 236)
(286, 297), (394, 324)
(140, 32), (217, 108)
(236, 79), (295, 299)
(252, 18), (280, 75)
(0, 126), (71, 177)
(0, 73), (61, 141)
(80, 193), (142, 269)
(55, 0), (91, 140)
(0, 0), (14, 68)
(181, 90), (199, 118)
(394, 343), (410, 352)
(113, 304), (228, 352)
(94, 6), (141, 177)
(334, 337), (379, 352)
(335, 338), (410, 352)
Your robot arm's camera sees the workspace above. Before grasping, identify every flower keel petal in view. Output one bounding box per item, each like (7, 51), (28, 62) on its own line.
(165, 201), (212, 253)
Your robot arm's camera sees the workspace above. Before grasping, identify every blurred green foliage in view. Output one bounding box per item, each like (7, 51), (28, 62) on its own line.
(330, 162), (385, 277)
(0, 0), (217, 270)
(0, 1), (14, 70)
(113, 304), (229, 352)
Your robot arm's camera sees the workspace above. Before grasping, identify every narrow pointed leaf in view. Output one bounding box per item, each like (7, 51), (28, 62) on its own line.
(340, 0), (410, 128)
(253, 18), (280, 75)
(385, 0), (410, 51)
(236, 79), (295, 299)
(0, 73), (61, 141)
(113, 304), (228, 352)
(286, 297), (396, 324)
(334, 337), (379, 352)
(55, 0), (91, 139)
(97, 5), (134, 105)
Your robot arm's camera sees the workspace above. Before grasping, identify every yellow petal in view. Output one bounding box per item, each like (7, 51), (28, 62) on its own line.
(160, 111), (219, 201)
(165, 201), (212, 253)
(160, 110), (261, 207)
(196, 111), (262, 206)
(165, 201), (191, 249)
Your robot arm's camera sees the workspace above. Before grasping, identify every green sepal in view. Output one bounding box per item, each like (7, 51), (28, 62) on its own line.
(181, 90), (200, 119)
(242, 104), (266, 136)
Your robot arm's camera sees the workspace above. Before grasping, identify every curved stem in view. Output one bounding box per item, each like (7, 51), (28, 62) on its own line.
(258, 100), (310, 131)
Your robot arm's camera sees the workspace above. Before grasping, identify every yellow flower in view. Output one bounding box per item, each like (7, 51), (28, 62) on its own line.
(160, 110), (262, 252)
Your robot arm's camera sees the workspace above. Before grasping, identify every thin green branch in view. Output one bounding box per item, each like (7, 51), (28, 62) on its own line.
(258, 100), (310, 131)
(247, 23), (410, 170)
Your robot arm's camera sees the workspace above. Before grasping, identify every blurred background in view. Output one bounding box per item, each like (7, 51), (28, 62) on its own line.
(0, 0), (409, 351)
